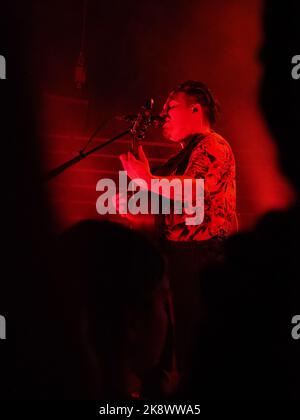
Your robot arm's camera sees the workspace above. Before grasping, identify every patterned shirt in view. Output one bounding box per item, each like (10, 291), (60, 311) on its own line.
(162, 131), (237, 241)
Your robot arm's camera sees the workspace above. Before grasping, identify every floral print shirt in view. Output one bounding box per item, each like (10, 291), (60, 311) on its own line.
(162, 131), (237, 241)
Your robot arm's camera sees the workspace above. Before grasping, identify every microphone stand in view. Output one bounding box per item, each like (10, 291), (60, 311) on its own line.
(44, 128), (130, 182)
(44, 99), (157, 182)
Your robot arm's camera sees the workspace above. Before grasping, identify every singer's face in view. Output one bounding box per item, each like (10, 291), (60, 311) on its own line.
(160, 92), (195, 142)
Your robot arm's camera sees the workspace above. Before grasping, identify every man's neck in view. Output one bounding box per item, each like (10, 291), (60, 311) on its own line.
(179, 129), (212, 148)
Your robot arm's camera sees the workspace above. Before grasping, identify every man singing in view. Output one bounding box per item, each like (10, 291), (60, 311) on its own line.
(119, 80), (237, 242)
(119, 80), (237, 377)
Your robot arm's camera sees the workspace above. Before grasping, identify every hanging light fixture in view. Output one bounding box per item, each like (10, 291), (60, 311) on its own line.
(74, 0), (88, 89)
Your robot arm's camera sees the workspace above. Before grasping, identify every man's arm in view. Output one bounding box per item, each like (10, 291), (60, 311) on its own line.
(120, 138), (233, 202)
(120, 147), (200, 202)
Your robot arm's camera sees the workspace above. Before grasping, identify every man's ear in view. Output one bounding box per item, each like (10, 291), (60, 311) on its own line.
(192, 104), (201, 113)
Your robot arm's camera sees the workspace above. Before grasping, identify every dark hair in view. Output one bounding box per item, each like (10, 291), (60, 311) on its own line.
(173, 80), (220, 125)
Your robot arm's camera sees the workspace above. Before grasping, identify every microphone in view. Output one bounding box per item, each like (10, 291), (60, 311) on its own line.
(116, 98), (164, 127)
(116, 114), (164, 126)
(144, 97), (154, 112)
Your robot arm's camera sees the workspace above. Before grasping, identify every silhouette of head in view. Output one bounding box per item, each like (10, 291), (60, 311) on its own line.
(260, 1), (300, 193)
(58, 220), (169, 397)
